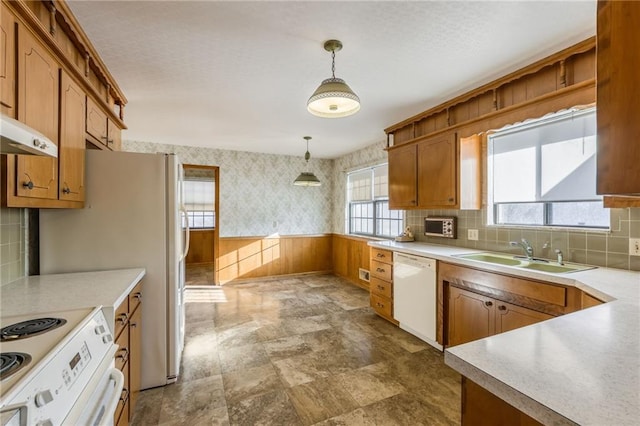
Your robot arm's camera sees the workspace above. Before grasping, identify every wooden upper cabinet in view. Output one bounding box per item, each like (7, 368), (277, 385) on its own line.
(596, 0), (640, 196)
(86, 96), (108, 145)
(16, 25), (59, 200)
(0, 2), (16, 115)
(417, 132), (457, 208)
(388, 144), (417, 208)
(108, 118), (122, 151)
(59, 71), (86, 202)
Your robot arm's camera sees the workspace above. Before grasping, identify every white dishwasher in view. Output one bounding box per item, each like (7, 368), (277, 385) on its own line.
(393, 252), (442, 350)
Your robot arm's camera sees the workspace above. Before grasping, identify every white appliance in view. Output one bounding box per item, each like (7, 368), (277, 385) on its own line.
(0, 307), (122, 426)
(39, 150), (190, 389)
(393, 252), (442, 350)
(0, 114), (58, 157)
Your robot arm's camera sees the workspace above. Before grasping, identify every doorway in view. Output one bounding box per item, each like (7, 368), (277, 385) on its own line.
(183, 164), (219, 285)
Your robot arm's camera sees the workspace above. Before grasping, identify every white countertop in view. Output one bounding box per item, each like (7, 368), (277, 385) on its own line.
(369, 240), (640, 425)
(0, 268), (146, 321)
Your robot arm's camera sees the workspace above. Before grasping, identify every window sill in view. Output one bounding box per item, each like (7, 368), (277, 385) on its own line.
(486, 224), (611, 234)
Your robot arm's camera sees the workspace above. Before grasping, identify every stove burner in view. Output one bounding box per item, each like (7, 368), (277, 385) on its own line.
(0, 318), (67, 341)
(0, 352), (32, 380)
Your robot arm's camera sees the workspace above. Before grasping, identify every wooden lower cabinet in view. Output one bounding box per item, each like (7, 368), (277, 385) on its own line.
(448, 286), (552, 347)
(113, 280), (143, 425)
(369, 248), (397, 324)
(462, 377), (542, 426)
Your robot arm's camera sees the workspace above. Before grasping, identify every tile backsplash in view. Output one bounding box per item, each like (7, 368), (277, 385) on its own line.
(406, 207), (640, 271)
(0, 208), (27, 284)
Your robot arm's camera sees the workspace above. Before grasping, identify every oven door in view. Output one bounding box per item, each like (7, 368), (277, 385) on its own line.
(64, 347), (124, 426)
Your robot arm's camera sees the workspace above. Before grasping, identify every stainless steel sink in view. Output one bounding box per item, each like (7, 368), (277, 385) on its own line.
(454, 252), (596, 274)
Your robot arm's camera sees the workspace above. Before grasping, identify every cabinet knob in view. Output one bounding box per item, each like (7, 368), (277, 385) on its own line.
(484, 301), (493, 307)
(116, 313), (128, 324)
(133, 292), (142, 301)
(116, 347), (129, 362)
(376, 268), (385, 273)
(22, 181), (34, 190)
(498, 305), (507, 311)
(448, 197), (454, 202)
(62, 187), (70, 194)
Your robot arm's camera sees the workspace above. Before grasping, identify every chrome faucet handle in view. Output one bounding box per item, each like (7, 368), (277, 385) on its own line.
(555, 249), (564, 265)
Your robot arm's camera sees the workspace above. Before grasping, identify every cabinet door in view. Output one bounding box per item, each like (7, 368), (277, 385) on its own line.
(108, 119), (122, 151)
(448, 286), (494, 347)
(388, 143), (417, 208)
(128, 305), (142, 420)
(495, 301), (553, 334)
(417, 133), (457, 208)
(0, 3), (16, 115)
(86, 96), (108, 146)
(59, 71), (85, 202)
(16, 26), (59, 200)
(596, 1), (640, 195)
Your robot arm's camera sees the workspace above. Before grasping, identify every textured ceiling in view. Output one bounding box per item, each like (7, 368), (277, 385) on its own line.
(68, 1), (596, 159)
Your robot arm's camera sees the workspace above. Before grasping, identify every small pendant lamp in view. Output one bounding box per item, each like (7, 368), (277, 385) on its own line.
(307, 40), (360, 118)
(293, 136), (321, 186)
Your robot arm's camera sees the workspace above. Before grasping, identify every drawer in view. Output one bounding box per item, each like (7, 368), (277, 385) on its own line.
(128, 281), (143, 314)
(370, 293), (393, 319)
(114, 325), (129, 371)
(114, 299), (129, 339)
(370, 276), (392, 299)
(371, 259), (392, 281)
(371, 248), (393, 265)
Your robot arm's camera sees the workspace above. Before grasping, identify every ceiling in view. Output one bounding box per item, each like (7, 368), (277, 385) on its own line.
(67, 1), (596, 159)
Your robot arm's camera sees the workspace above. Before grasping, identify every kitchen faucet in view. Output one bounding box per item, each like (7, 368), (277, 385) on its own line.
(510, 238), (534, 260)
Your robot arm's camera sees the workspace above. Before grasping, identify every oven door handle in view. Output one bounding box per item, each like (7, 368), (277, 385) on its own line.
(87, 368), (124, 426)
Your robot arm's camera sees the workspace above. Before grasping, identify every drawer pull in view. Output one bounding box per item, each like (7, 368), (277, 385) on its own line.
(130, 321), (138, 329)
(376, 302), (384, 308)
(116, 313), (128, 325)
(376, 268), (385, 273)
(119, 388), (129, 403)
(116, 347), (129, 362)
(377, 285), (384, 290)
(376, 253), (385, 258)
(133, 292), (142, 301)
(498, 305), (507, 311)
(484, 301), (493, 307)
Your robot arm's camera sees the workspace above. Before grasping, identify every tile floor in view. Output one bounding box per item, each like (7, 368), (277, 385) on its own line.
(131, 274), (461, 425)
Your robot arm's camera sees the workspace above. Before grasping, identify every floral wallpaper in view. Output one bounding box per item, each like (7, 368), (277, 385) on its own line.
(123, 140), (335, 237)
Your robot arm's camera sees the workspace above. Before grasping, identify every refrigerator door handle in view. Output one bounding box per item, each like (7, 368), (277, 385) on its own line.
(179, 204), (190, 261)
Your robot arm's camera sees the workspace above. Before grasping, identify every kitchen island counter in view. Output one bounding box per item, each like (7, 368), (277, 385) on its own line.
(368, 240), (640, 425)
(0, 268), (146, 332)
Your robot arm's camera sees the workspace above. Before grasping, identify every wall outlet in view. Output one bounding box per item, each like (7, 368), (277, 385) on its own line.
(468, 229), (479, 241)
(359, 268), (370, 282)
(630, 238), (640, 256)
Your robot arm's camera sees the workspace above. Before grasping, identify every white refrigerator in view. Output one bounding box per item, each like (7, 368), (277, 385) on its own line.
(39, 150), (189, 389)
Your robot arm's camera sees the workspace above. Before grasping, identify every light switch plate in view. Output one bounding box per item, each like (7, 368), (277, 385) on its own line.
(630, 238), (640, 256)
(468, 229), (479, 241)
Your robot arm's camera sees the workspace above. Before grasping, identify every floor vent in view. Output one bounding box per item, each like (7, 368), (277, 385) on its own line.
(359, 268), (370, 282)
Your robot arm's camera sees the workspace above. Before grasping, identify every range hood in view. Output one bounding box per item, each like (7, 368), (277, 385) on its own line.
(1, 114), (58, 158)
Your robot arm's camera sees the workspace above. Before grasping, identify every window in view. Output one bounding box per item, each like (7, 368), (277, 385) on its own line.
(347, 164), (403, 237)
(183, 178), (215, 229)
(488, 107), (609, 229)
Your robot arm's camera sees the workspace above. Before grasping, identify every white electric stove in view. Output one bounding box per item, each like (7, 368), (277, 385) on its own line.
(0, 307), (123, 426)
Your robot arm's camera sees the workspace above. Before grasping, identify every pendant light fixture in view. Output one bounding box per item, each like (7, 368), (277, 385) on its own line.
(307, 39), (360, 118)
(293, 136), (321, 186)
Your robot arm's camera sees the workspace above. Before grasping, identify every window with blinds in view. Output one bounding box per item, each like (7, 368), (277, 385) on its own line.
(488, 107), (609, 228)
(183, 179), (215, 229)
(347, 164), (402, 237)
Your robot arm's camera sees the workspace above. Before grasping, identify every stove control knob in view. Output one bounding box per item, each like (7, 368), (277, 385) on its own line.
(35, 389), (53, 407)
(36, 421), (53, 426)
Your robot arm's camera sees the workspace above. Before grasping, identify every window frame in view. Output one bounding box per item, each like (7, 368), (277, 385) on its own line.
(487, 107), (609, 231)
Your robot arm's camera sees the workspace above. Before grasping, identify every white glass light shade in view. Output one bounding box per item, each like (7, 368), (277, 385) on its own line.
(307, 78), (360, 118)
(293, 172), (321, 186)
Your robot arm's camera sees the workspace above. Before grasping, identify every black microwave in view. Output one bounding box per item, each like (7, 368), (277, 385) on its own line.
(424, 216), (457, 239)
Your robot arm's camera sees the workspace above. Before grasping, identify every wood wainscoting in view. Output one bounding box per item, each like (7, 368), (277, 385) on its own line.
(217, 234), (333, 284)
(185, 229), (215, 265)
(332, 234), (373, 290)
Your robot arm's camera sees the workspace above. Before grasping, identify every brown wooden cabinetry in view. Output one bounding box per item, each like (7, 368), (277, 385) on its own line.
(15, 24), (59, 200)
(369, 248), (397, 324)
(113, 281), (143, 426)
(59, 71), (86, 202)
(448, 286), (494, 347)
(86, 96), (122, 150)
(388, 132), (480, 210)
(596, 0), (640, 197)
(0, 2), (16, 115)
